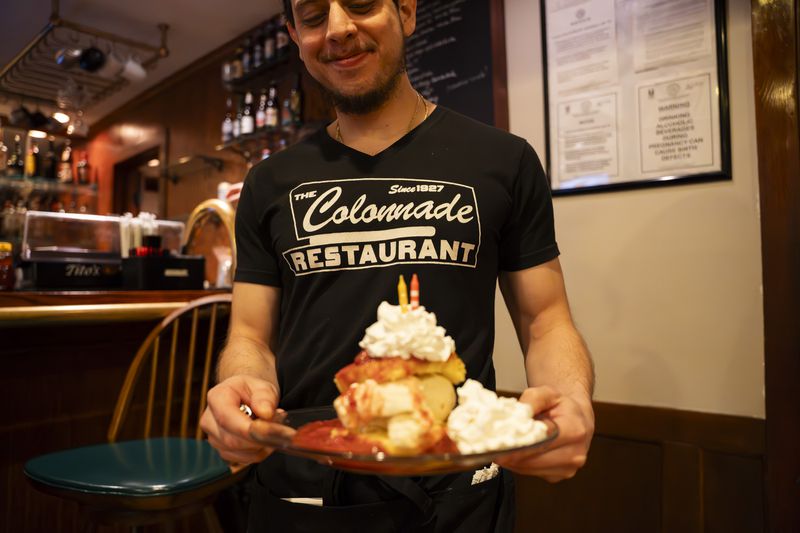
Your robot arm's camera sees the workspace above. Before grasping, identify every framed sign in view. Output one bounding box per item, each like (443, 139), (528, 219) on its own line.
(541, 0), (731, 195)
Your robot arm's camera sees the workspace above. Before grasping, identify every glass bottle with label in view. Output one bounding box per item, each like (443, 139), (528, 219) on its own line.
(276, 15), (290, 59)
(13, 136), (25, 177)
(242, 37), (252, 77)
(266, 84), (279, 129)
(222, 97), (234, 143)
(290, 75), (304, 125)
(6, 136), (23, 177)
(256, 88), (268, 130)
(252, 29), (263, 70)
(281, 98), (292, 128)
(233, 97), (242, 139)
(24, 143), (39, 178)
(263, 20), (276, 64)
(57, 140), (73, 183)
(241, 91), (255, 136)
(231, 46), (244, 80)
(0, 241), (14, 291)
(76, 151), (90, 185)
(39, 139), (57, 180)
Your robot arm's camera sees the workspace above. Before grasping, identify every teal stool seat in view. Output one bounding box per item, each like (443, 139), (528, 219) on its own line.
(22, 295), (239, 530)
(25, 437), (229, 498)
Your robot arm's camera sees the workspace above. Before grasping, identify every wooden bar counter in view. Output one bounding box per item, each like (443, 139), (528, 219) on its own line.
(0, 289), (229, 532)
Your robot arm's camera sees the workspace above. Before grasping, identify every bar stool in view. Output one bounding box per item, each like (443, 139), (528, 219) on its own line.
(24, 293), (244, 532)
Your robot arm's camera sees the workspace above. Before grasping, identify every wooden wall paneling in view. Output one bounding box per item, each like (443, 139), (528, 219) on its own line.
(750, 0), (800, 530)
(661, 442), (703, 533)
(509, 401), (766, 532)
(514, 436), (662, 533)
(703, 451), (765, 533)
(593, 402), (764, 456)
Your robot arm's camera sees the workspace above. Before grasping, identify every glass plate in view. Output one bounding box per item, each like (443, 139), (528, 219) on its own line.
(250, 406), (559, 476)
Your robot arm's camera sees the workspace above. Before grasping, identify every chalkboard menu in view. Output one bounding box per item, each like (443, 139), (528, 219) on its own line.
(407, 0), (497, 126)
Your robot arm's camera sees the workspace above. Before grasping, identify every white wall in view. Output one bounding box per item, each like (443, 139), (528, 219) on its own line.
(494, 0), (765, 418)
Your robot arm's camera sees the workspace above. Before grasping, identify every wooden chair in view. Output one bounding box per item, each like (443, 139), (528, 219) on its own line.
(24, 293), (244, 532)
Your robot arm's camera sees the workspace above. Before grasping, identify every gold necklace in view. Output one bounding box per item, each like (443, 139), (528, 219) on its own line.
(336, 92), (428, 144)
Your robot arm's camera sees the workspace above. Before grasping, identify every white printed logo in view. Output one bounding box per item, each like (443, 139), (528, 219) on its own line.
(285, 178), (481, 275)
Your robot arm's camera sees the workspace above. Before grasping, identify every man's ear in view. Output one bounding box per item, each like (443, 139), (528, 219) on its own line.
(398, 0), (417, 37)
(287, 22), (304, 62)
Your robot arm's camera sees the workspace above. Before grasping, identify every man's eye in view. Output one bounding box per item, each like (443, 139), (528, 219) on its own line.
(349, 1), (375, 14)
(301, 13), (326, 27)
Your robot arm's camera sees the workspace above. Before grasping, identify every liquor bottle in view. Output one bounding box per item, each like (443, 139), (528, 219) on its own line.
(231, 46), (244, 80)
(221, 60), (233, 83)
(0, 141), (7, 176)
(241, 91), (255, 135)
(76, 151), (90, 185)
(43, 139), (58, 180)
(57, 140), (73, 183)
(290, 75), (304, 125)
(276, 15), (290, 59)
(11, 136), (25, 177)
(255, 88), (268, 130)
(233, 96), (243, 139)
(281, 98), (292, 128)
(252, 30), (263, 70)
(266, 84), (279, 129)
(6, 136), (20, 177)
(241, 37), (252, 77)
(0, 241), (15, 291)
(222, 97), (234, 143)
(24, 143), (39, 178)
(263, 20), (276, 64)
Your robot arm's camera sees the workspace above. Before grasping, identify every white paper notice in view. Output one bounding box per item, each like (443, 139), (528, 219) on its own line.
(633, 0), (714, 72)
(546, 0), (619, 94)
(638, 74), (714, 174)
(556, 93), (619, 187)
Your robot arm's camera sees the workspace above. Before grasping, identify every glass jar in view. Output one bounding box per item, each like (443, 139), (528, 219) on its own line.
(0, 241), (14, 290)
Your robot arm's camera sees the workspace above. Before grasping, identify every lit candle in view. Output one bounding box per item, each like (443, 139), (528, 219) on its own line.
(410, 274), (419, 309)
(398, 275), (408, 312)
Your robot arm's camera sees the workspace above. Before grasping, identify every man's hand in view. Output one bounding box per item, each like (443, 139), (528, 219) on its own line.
(496, 386), (594, 482)
(200, 375), (288, 467)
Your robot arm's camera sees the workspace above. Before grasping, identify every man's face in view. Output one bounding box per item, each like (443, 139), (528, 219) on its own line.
(288, 0), (416, 114)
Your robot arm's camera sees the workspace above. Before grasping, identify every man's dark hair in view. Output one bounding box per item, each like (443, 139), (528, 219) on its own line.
(282, 0), (400, 27)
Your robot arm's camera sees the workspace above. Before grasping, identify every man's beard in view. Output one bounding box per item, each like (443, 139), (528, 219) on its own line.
(320, 43), (407, 115)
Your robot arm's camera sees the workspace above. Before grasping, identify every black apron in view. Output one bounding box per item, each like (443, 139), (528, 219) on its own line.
(246, 456), (515, 532)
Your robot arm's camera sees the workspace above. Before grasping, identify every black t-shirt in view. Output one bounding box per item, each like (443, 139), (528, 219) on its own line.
(235, 108), (559, 519)
(235, 106), (559, 414)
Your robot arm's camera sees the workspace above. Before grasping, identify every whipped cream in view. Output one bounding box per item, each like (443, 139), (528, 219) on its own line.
(359, 301), (455, 362)
(446, 380), (549, 454)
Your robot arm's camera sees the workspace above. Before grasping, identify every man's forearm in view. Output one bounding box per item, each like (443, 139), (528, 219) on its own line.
(525, 323), (594, 402)
(217, 335), (279, 393)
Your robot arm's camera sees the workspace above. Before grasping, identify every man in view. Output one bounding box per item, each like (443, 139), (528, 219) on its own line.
(200, 0), (594, 530)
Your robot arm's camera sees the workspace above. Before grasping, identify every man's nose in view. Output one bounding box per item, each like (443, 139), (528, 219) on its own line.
(326, 3), (357, 42)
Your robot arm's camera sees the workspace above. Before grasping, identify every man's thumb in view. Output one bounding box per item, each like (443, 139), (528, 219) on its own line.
(519, 386), (561, 415)
(249, 386), (277, 420)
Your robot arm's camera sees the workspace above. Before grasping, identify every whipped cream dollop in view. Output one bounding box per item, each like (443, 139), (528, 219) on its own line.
(446, 380), (549, 454)
(359, 302), (455, 362)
